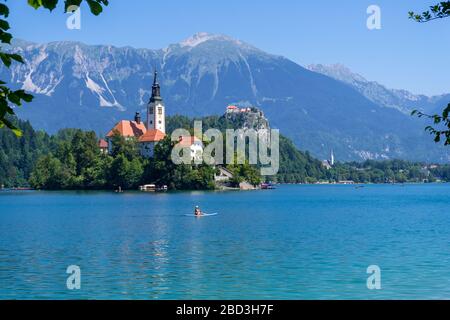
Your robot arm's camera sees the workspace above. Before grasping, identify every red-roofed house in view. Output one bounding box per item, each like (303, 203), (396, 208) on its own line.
(139, 129), (166, 158)
(98, 139), (108, 154)
(105, 113), (147, 154)
(226, 105), (239, 113)
(106, 119), (146, 139)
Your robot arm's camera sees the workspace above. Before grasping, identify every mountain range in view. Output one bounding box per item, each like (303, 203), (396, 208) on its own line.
(307, 63), (449, 115)
(1, 32), (449, 162)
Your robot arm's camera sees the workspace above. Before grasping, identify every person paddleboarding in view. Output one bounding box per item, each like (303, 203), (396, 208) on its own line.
(194, 206), (203, 217)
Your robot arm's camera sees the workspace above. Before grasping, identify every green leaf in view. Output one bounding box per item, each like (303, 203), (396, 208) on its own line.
(1, 118), (22, 137)
(0, 30), (12, 44)
(443, 104), (450, 119)
(0, 4), (9, 17)
(42, 0), (58, 11)
(64, 0), (82, 12)
(0, 19), (10, 31)
(0, 53), (25, 67)
(86, 0), (103, 15)
(28, 0), (43, 10)
(11, 127), (23, 137)
(15, 90), (34, 102)
(9, 54), (24, 64)
(7, 92), (21, 105)
(443, 108), (449, 119)
(4, 105), (14, 115)
(0, 53), (11, 67)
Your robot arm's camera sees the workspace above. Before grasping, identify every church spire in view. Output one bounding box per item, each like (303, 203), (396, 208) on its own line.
(150, 70), (162, 103)
(146, 69), (166, 134)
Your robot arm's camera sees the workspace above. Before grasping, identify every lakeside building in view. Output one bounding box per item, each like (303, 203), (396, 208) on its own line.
(226, 105), (252, 114)
(139, 129), (166, 158)
(214, 166), (235, 182)
(106, 114), (147, 153)
(98, 139), (108, 154)
(322, 150), (335, 170)
(104, 71), (202, 159)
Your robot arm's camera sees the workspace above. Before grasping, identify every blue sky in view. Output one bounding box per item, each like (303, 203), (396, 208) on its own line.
(7, 0), (450, 95)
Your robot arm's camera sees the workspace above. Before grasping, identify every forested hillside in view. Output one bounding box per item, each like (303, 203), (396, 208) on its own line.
(2, 116), (450, 189)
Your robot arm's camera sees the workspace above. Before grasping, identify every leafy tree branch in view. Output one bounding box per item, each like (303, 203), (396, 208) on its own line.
(0, 0), (108, 136)
(409, 2), (450, 146)
(412, 104), (450, 145)
(409, 1), (450, 22)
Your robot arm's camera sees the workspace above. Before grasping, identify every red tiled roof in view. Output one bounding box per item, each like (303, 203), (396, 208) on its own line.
(98, 139), (108, 148)
(106, 120), (146, 138)
(138, 129), (166, 143)
(177, 136), (202, 147)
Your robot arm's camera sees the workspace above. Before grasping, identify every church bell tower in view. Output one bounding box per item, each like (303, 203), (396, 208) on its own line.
(147, 71), (166, 133)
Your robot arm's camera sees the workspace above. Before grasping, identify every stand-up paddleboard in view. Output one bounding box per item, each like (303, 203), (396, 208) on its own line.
(184, 213), (219, 217)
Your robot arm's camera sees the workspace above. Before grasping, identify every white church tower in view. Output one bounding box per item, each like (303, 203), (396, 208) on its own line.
(147, 71), (166, 133)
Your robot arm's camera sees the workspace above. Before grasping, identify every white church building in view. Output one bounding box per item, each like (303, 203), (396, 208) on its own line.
(104, 71), (203, 160)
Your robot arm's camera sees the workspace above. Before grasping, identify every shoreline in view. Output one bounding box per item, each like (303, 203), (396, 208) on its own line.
(1, 181), (449, 193)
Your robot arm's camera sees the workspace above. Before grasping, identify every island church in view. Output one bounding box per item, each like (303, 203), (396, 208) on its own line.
(102, 71), (202, 160)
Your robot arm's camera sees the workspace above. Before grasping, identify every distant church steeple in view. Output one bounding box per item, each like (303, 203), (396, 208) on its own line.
(147, 70), (166, 133)
(150, 71), (162, 102)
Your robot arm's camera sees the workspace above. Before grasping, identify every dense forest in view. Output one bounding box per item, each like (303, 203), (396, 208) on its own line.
(1, 116), (450, 189)
(326, 160), (450, 184)
(0, 119), (53, 187)
(0, 116), (262, 190)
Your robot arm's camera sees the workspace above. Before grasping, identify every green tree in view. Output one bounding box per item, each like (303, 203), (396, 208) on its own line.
(29, 154), (75, 189)
(110, 131), (139, 160)
(70, 130), (99, 175)
(144, 136), (216, 190)
(110, 153), (144, 190)
(83, 154), (111, 189)
(227, 159), (262, 187)
(0, 116), (53, 187)
(0, 0), (109, 135)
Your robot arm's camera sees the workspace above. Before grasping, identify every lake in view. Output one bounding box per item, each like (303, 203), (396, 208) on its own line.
(1, 184), (450, 299)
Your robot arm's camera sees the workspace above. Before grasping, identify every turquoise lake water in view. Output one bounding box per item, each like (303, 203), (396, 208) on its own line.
(1, 184), (450, 299)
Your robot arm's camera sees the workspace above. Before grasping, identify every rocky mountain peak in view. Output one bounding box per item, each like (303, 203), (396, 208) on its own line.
(307, 63), (367, 84)
(179, 32), (240, 48)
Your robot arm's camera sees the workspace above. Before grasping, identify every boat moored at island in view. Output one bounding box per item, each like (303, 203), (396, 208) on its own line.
(139, 184), (168, 192)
